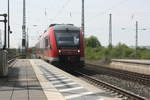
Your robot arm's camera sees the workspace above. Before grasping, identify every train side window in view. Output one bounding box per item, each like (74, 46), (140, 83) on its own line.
(45, 37), (51, 49)
(45, 38), (49, 48)
(49, 37), (51, 49)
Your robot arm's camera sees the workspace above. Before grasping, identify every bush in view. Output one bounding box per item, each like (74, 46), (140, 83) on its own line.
(140, 50), (150, 59)
(85, 36), (101, 48)
(85, 36), (150, 61)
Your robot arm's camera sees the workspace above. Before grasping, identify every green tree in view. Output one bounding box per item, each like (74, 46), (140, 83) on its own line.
(111, 43), (133, 59)
(85, 36), (101, 48)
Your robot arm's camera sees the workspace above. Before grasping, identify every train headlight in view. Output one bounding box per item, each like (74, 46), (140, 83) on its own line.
(59, 50), (61, 53)
(77, 50), (80, 53)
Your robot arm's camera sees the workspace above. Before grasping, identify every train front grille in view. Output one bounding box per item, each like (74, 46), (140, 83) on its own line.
(59, 55), (80, 63)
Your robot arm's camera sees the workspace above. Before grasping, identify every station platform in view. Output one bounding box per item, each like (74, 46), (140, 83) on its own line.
(0, 59), (47, 100)
(0, 59), (121, 100)
(110, 59), (150, 75)
(86, 59), (150, 75)
(112, 59), (150, 65)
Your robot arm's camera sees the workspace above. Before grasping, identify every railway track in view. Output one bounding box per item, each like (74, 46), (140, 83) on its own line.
(51, 60), (150, 99)
(86, 63), (150, 86)
(8, 55), (20, 64)
(8, 55), (23, 68)
(74, 71), (146, 100)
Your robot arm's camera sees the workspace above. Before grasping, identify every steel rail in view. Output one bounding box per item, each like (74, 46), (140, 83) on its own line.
(75, 71), (146, 100)
(86, 63), (150, 86)
(8, 55), (23, 65)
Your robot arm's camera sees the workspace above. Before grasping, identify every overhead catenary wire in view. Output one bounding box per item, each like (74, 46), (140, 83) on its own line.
(52, 0), (71, 20)
(86, 0), (129, 22)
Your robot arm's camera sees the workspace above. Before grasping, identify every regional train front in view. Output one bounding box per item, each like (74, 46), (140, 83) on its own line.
(53, 24), (84, 67)
(35, 24), (84, 67)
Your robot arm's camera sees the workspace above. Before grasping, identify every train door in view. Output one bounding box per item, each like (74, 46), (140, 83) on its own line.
(45, 35), (51, 58)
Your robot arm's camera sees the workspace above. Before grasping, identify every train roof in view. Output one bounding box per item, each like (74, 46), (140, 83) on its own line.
(50, 24), (80, 31)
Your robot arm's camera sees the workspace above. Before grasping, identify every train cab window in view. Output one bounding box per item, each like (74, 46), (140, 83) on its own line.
(55, 31), (80, 46)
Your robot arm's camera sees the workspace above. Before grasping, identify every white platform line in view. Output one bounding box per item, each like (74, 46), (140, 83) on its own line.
(66, 92), (104, 100)
(50, 78), (71, 84)
(45, 74), (65, 77)
(52, 80), (74, 85)
(65, 91), (93, 99)
(53, 75), (65, 77)
(97, 99), (104, 100)
(33, 60), (104, 100)
(48, 78), (68, 82)
(54, 82), (77, 88)
(30, 60), (65, 100)
(49, 74), (61, 76)
(48, 77), (67, 80)
(59, 87), (83, 92)
(46, 76), (66, 79)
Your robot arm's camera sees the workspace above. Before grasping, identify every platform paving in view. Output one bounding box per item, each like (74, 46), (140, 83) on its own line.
(0, 59), (47, 100)
(0, 59), (121, 100)
(31, 59), (102, 100)
(86, 59), (150, 75)
(30, 59), (121, 100)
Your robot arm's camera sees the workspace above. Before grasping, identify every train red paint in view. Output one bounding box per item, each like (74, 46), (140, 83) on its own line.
(35, 24), (84, 67)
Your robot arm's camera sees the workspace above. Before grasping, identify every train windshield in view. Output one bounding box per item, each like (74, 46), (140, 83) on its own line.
(55, 30), (80, 49)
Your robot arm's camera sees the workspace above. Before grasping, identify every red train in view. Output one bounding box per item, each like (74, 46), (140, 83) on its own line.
(35, 24), (84, 67)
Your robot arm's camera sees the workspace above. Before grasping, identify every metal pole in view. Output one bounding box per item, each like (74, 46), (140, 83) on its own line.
(109, 14), (112, 48)
(22, 0), (26, 56)
(4, 14), (7, 50)
(26, 28), (28, 49)
(81, 0), (84, 35)
(8, 0), (10, 48)
(135, 21), (138, 58)
(0, 29), (2, 48)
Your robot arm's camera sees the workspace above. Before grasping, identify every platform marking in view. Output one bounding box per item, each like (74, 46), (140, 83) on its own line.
(52, 80), (75, 85)
(58, 87), (84, 92)
(50, 79), (72, 84)
(47, 76), (66, 79)
(54, 82), (77, 87)
(33, 60), (102, 100)
(30, 60), (65, 100)
(48, 77), (69, 80)
(65, 91), (93, 99)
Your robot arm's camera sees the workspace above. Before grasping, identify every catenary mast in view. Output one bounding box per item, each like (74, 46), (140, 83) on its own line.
(22, 0), (26, 55)
(0, 29), (2, 48)
(81, 0), (84, 35)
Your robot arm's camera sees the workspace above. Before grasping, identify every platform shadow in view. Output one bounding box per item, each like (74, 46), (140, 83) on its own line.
(0, 67), (43, 91)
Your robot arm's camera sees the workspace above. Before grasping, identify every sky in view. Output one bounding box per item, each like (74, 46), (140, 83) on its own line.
(0, 0), (150, 48)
